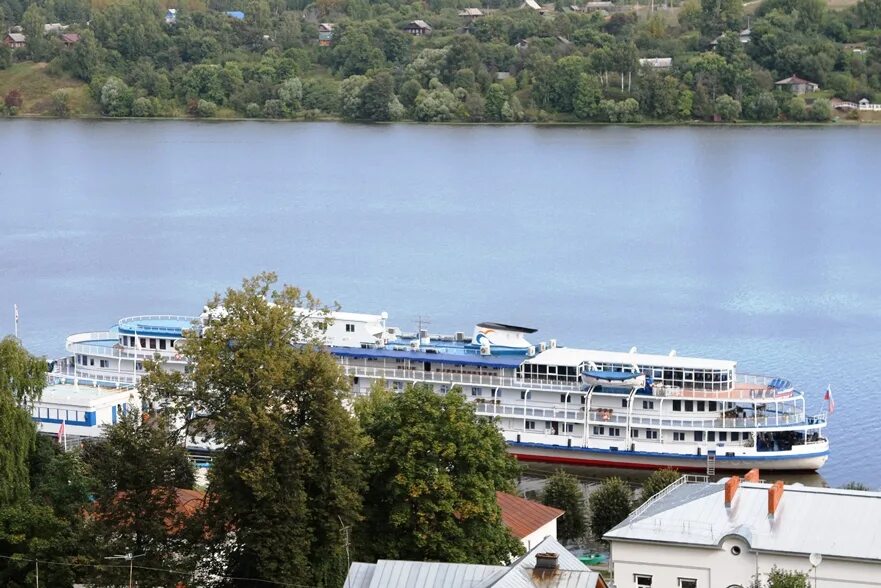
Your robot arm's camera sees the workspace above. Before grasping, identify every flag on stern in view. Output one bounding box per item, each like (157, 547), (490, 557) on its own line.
(823, 385), (835, 415)
(57, 420), (65, 442)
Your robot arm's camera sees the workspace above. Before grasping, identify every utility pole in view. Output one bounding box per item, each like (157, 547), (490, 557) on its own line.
(35, 560), (38, 587)
(105, 553), (145, 588)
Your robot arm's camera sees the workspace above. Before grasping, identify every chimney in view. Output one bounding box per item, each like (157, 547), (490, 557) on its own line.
(535, 553), (559, 570)
(725, 476), (740, 508)
(744, 468), (760, 482)
(768, 481), (784, 518)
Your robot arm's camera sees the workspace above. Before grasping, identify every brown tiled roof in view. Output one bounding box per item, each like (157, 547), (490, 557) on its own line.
(496, 491), (563, 539)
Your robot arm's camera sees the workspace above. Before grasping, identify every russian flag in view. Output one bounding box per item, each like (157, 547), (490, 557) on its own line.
(824, 385), (835, 415)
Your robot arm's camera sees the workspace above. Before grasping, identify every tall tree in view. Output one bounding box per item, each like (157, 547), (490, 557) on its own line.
(587, 477), (633, 541)
(356, 383), (524, 564)
(638, 468), (681, 504)
(140, 273), (364, 587)
(541, 470), (586, 543)
(81, 407), (196, 587)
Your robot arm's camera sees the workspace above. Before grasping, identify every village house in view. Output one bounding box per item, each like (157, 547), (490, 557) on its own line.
(859, 97), (881, 111)
(61, 33), (80, 48)
(521, 0), (550, 14)
(3, 32), (26, 49)
(403, 20), (432, 35)
(638, 57), (672, 69)
(43, 23), (68, 34)
(225, 11), (245, 20)
(458, 7), (485, 18)
(343, 536), (607, 588)
(318, 23), (335, 46)
(711, 28), (751, 48)
(496, 491), (564, 552)
(165, 8), (177, 24)
(605, 471), (881, 588)
(775, 74), (819, 95)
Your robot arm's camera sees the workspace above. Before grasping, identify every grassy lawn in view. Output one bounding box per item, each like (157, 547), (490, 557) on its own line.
(0, 62), (98, 116)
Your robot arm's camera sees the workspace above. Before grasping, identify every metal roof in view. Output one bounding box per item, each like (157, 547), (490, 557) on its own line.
(526, 347), (736, 371)
(343, 537), (602, 588)
(605, 479), (881, 562)
(496, 492), (563, 539)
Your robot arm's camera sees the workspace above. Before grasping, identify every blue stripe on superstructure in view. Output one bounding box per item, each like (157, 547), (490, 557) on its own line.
(33, 412), (96, 427)
(508, 441), (829, 462)
(329, 346), (524, 369)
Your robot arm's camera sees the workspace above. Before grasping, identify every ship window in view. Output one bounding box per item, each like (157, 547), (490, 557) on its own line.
(521, 391), (531, 400)
(694, 431), (704, 442)
(643, 400), (654, 410)
(472, 387), (483, 397)
(685, 401), (694, 412)
(731, 432), (739, 441)
(719, 432), (727, 442)
(697, 401), (705, 411)
(566, 423), (574, 433)
(635, 574), (653, 586)
(622, 399), (628, 407)
(393, 381), (403, 391)
(561, 394), (568, 403)
(99, 359), (109, 368)
(593, 426), (605, 435)
(89, 357), (94, 366)
(673, 400), (681, 411)
(646, 430), (658, 439)
(136, 362), (143, 371)
(581, 396), (586, 404)
(708, 431), (716, 442)
(150, 338), (157, 349)
(678, 579), (697, 588)
(673, 432), (685, 441)
(159, 339), (167, 350)
(526, 421), (536, 430)
(709, 401), (717, 411)
(345, 323), (355, 333)
(631, 429), (638, 438)
(439, 385), (448, 394)
(140, 337), (146, 348)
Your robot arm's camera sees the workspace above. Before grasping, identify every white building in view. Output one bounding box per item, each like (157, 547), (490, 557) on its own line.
(32, 383), (140, 440)
(604, 471), (881, 588)
(344, 536), (606, 588)
(496, 491), (564, 552)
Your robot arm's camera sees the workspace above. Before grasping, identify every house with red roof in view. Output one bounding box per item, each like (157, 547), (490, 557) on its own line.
(496, 491), (564, 551)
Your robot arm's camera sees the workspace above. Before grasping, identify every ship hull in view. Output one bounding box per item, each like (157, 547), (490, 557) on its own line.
(508, 442), (829, 472)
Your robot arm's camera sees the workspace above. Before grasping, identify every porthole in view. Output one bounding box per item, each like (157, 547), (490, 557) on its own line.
(730, 546), (742, 556)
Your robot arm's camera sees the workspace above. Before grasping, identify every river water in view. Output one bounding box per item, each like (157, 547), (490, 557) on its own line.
(1, 120), (879, 488)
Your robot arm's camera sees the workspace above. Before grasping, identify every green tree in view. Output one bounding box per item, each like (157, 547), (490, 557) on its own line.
(639, 469), (681, 504)
(856, 0), (881, 28)
(0, 43), (11, 70)
(748, 91), (779, 121)
(573, 73), (602, 120)
(357, 384), (524, 563)
(766, 566), (810, 588)
(139, 273), (365, 587)
(841, 481), (872, 491)
(542, 470), (586, 543)
(785, 95), (807, 121)
(278, 76), (303, 113)
(588, 477), (633, 540)
(21, 4), (49, 60)
(485, 83), (512, 121)
(51, 89), (72, 117)
(82, 408), (196, 587)
(358, 71), (394, 121)
(339, 74), (369, 119)
(100, 76), (133, 117)
(809, 97), (831, 121)
(412, 86), (463, 122)
(302, 78), (340, 113)
(715, 93), (741, 121)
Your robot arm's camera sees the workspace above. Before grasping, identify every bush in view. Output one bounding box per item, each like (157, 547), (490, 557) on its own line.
(245, 102), (261, 118)
(5, 89), (24, 111)
(542, 470), (587, 543)
(51, 89), (72, 117)
(262, 99), (285, 119)
(195, 99), (217, 118)
(809, 98), (832, 122)
(100, 77), (133, 117)
(639, 468), (681, 504)
(715, 94), (741, 122)
(131, 97), (155, 117)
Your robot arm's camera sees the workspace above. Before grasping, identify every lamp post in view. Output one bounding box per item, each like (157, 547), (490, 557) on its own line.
(105, 553), (145, 588)
(809, 553), (823, 588)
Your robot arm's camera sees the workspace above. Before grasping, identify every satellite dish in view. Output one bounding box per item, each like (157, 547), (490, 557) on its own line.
(809, 553), (823, 567)
(629, 346), (638, 354)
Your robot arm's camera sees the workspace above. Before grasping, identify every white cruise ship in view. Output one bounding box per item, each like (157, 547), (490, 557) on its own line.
(48, 310), (829, 472)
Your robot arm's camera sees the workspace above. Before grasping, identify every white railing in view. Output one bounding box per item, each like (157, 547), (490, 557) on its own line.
(586, 410), (812, 430)
(66, 332), (185, 362)
(474, 402), (582, 421)
(117, 315), (197, 333)
(629, 474), (709, 520)
(49, 366), (138, 388)
(343, 364), (580, 393)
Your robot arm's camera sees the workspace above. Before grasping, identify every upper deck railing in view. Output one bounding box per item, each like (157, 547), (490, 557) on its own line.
(117, 315), (197, 333)
(66, 332), (184, 362)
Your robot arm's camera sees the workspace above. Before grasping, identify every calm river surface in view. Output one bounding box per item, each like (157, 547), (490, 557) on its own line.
(1, 120), (880, 488)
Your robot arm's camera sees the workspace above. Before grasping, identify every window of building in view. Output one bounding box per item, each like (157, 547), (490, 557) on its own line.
(731, 432), (740, 441)
(646, 429), (658, 439)
(89, 357), (94, 366)
(708, 431), (716, 442)
(580, 395), (586, 404)
(610, 427), (621, 436)
(136, 362), (143, 371)
(159, 339), (167, 350)
(635, 575), (653, 587)
(140, 337), (146, 348)
(685, 400), (694, 411)
(709, 401), (717, 411)
(472, 387), (483, 397)
(521, 391), (531, 400)
(673, 400), (682, 411)
(99, 359), (109, 368)
(566, 423), (574, 433)
(149, 338), (156, 349)
(525, 420), (536, 430)
(345, 323), (355, 333)
(642, 400), (654, 410)
(622, 398), (628, 407)
(694, 431), (704, 442)
(561, 393), (570, 403)
(673, 431), (685, 441)
(678, 579), (697, 588)
(593, 426), (605, 435)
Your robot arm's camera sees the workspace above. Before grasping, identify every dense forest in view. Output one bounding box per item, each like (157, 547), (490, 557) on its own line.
(1, 0), (880, 121)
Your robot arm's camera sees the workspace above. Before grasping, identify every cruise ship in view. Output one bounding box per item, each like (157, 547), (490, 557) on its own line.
(47, 309), (830, 472)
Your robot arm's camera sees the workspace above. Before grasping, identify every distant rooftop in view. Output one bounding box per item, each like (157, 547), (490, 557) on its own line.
(496, 491), (564, 539)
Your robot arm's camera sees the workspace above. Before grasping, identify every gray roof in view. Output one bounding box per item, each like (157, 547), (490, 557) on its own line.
(6, 32), (26, 42)
(345, 536), (602, 588)
(605, 479), (881, 562)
